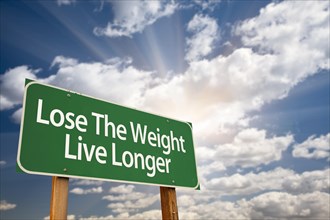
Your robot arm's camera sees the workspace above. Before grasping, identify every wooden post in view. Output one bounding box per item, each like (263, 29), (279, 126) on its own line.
(50, 176), (69, 220)
(160, 187), (179, 220)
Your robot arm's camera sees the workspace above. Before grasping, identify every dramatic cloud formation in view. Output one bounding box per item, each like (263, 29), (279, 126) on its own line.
(94, 1), (177, 38)
(1, 1), (329, 219)
(1, 2), (328, 139)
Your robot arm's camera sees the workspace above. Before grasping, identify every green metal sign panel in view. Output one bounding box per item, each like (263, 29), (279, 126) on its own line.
(17, 81), (199, 189)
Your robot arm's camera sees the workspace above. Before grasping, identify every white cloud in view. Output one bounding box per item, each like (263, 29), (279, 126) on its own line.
(107, 194), (159, 214)
(281, 168), (330, 194)
(94, 1), (177, 38)
(46, 56), (154, 107)
(177, 195), (197, 207)
(176, 191), (330, 220)
(248, 191), (330, 219)
(56, 188), (330, 220)
(47, 163), (329, 219)
(199, 160), (226, 177)
(70, 186), (103, 195)
(140, 36), (327, 145)
(11, 107), (22, 124)
(120, 210), (161, 220)
(51, 56), (78, 68)
(103, 187), (147, 202)
(185, 14), (219, 62)
(44, 214), (75, 220)
(0, 96), (13, 111)
(213, 128), (293, 168)
(207, 167), (330, 195)
(293, 133), (330, 160)
(103, 192), (145, 202)
(0, 200), (16, 211)
(0, 160), (6, 166)
(80, 210), (161, 220)
(193, 0), (219, 11)
(71, 179), (103, 186)
(0, 66), (38, 110)
(97, 191), (330, 220)
(235, 1), (329, 70)
(79, 215), (115, 220)
(56, 0), (76, 6)
(101, 184), (160, 214)
(108, 184), (135, 194)
(178, 198), (249, 220)
(0, 56), (155, 123)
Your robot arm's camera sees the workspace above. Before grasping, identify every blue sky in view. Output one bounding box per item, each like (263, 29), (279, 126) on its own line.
(0, 0), (329, 219)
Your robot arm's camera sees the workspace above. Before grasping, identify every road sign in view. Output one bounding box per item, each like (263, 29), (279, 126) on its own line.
(17, 81), (199, 189)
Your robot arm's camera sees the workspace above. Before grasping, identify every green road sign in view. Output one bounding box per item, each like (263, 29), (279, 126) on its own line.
(17, 81), (199, 189)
